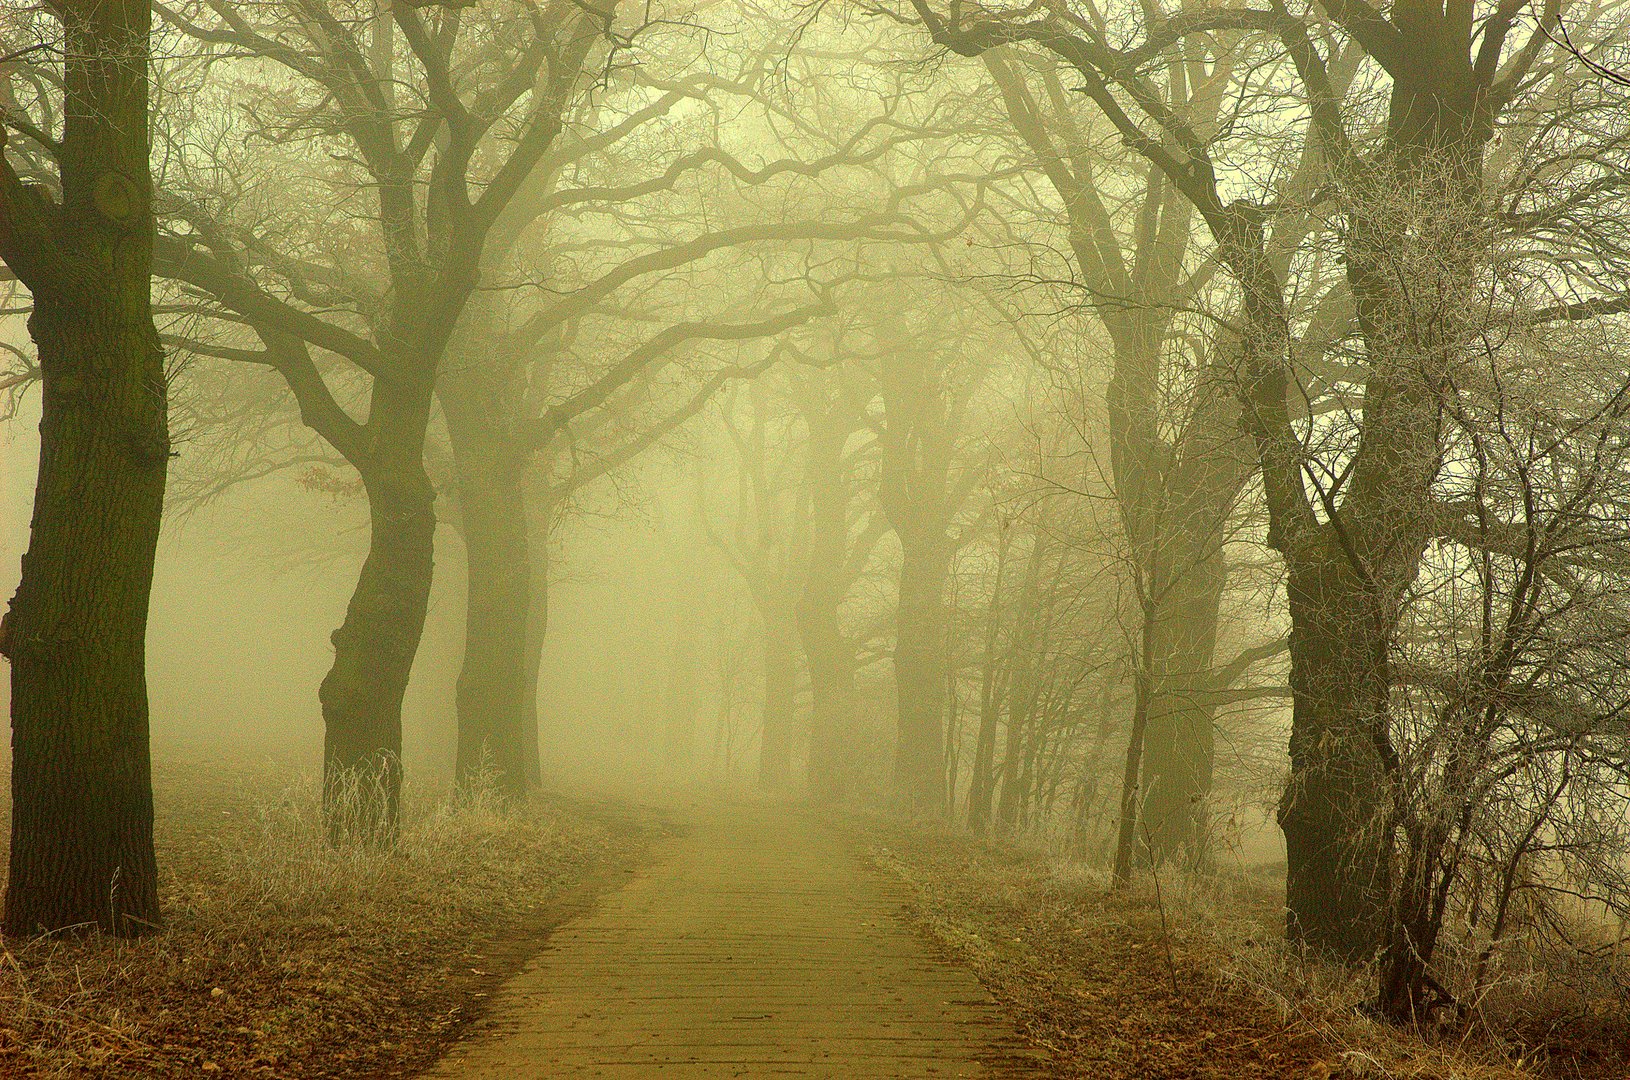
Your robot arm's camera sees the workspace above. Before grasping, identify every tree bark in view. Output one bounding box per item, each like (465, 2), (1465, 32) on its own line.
(319, 381), (437, 843)
(440, 370), (532, 798)
(520, 512), (550, 787)
(5, 299), (168, 937)
(1277, 548), (1395, 959)
(1, 0), (167, 937)
(1139, 547), (1227, 864)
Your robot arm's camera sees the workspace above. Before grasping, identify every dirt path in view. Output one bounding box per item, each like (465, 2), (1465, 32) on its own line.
(424, 801), (1042, 1078)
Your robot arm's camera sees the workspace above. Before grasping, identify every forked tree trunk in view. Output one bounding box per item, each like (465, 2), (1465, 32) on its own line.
(1, 0), (167, 937)
(319, 385), (437, 844)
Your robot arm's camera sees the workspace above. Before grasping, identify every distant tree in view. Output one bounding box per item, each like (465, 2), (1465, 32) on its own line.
(430, 8), (994, 795)
(0, 0), (167, 935)
(978, 47), (1275, 868)
(869, 290), (991, 814)
(789, 360), (887, 804)
(700, 381), (809, 789)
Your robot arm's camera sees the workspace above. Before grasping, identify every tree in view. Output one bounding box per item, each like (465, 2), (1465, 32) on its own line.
(790, 361), (886, 803)
(902, 0), (1583, 960)
(952, 416), (1121, 841)
(154, 0), (612, 837)
(699, 382), (809, 788)
(0, 0), (167, 935)
(978, 45), (1268, 865)
(869, 293), (990, 814)
(1370, 306), (1630, 1020)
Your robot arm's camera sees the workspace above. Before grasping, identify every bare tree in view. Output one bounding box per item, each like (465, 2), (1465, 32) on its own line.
(976, 44), (1273, 866)
(700, 380), (810, 788)
(0, 0), (167, 935)
(865, 287), (993, 813)
(900, 0), (1595, 961)
(152, 0), (613, 838)
(790, 360), (887, 803)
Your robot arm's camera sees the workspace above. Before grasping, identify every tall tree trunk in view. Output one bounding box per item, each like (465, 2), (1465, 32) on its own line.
(1140, 546), (1227, 864)
(319, 382), (436, 843)
(1, 0), (166, 937)
(1277, 550), (1394, 959)
(965, 525), (1011, 831)
(440, 374), (531, 797)
(520, 521), (549, 787)
(994, 706), (1026, 832)
(1140, 684), (1216, 864)
(892, 534), (950, 813)
(798, 414), (859, 803)
(5, 299), (169, 938)
(1264, 39), (1484, 963)
(759, 614), (799, 790)
(966, 687), (1001, 831)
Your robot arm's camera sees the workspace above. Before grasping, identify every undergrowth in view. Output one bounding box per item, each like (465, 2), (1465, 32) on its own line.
(860, 817), (1630, 1080)
(0, 763), (644, 1078)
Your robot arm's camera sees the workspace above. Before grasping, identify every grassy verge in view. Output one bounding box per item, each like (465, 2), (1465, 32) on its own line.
(855, 817), (1628, 1080)
(0, 761), (652, 1078)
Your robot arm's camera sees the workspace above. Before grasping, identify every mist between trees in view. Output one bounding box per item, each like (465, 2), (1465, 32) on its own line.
(3, 0), (1630, 1036)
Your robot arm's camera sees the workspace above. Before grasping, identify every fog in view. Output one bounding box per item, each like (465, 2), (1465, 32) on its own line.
(1, 377), (864, 791)
(5, 1), (1630, 1072)
(3, 390), (728, 784)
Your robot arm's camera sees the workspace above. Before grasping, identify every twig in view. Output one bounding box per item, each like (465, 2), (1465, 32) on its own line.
(1141, 819), (1181, 998)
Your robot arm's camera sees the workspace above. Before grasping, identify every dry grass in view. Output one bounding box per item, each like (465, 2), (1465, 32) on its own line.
(856, 817), (1630, 1080)
(0, 760), (650, 1078)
